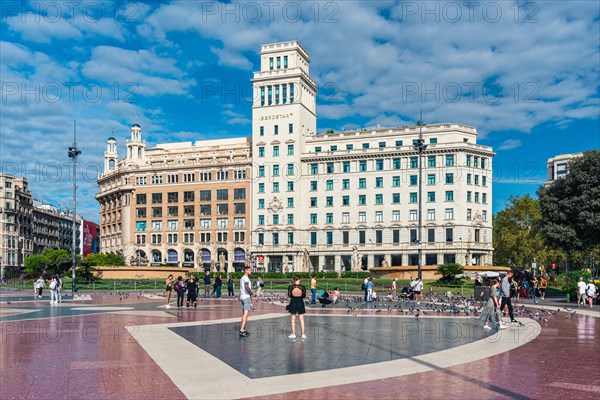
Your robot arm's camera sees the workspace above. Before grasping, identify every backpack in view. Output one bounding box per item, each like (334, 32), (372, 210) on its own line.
(361, 282), (366, 291)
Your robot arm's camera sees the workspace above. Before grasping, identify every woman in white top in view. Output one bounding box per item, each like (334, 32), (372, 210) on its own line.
(47, 275), (60, 305)
(34, 275), (45, 300)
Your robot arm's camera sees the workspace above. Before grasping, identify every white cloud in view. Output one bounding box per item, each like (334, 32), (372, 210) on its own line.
(497, 139), (523, 151)
(82, 46), (196, 96)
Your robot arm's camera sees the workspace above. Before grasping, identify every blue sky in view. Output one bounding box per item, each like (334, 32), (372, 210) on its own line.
(1, 1), (599, 223)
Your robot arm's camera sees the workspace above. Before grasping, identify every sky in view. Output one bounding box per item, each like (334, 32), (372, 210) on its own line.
(1, 0), (599, 223)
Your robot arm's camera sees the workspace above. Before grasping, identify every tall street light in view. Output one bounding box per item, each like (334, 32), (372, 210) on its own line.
(68, 121), (81, 295)
(413, 112), (427, 281)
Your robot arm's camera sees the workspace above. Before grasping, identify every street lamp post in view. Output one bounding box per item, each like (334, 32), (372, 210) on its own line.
(68, 121), (81, 295)
(413, 113), (428, 281)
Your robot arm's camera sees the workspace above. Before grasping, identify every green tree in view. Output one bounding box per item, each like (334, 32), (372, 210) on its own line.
(84, 253), (125, 266)
(24, 254), (50, 276)
(436, 263), (464, 282)
(493, 195), (546, 268)
(537, 150), (600, 259)
(24, 248), (77, 277)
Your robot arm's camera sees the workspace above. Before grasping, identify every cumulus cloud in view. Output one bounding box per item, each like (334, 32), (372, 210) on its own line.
(82, 46), (196, 96)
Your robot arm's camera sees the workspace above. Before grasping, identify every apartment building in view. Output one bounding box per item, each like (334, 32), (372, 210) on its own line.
(97, 125), (252, 269)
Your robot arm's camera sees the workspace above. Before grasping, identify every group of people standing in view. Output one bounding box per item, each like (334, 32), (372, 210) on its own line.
(165, 272), (237, 308)
(33, 274), (63, 304)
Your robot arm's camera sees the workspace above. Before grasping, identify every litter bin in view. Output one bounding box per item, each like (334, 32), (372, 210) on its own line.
(566, 293), (570, 303)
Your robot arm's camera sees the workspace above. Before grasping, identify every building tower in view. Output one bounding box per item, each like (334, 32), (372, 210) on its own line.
(251, 41), (318, 272)
(104, 137), (118, 174)
(126, 124), (146, 164)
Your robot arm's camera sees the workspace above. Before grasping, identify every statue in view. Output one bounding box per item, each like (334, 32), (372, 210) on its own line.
(302, 248), (310, 272)
(219, 253), (226, 272)
(381, 257), (389, 268)
(353, 246), (362, 272)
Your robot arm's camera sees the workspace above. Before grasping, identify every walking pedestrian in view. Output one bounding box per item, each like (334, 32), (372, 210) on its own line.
(165, 274), (174, 308)
(227, 276), (234, 297)
(239, 266), (253, 337)
(310, 275), (317, 305)
(577, 277), (587, 306)
(413, 278), (423, 305)
(481, 279), (507, 330)
(500, 271), (519, 325)
(287, 276), (307, 339)
(186, 275), (198, 307)
(585, 279), (597, 308)
(539, 276), (548, 300)
(34, 275), (44, 300)
(255, 276), (264, 298)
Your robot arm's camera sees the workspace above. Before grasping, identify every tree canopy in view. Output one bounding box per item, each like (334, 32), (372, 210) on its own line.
(537, 150), (600, 254)
(493, 194), (546, 268)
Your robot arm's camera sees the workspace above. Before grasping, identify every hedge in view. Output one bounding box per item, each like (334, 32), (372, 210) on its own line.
(186, 271), (340, 280)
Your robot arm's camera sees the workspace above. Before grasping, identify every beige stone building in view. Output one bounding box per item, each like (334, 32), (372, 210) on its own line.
(0, 174), (33, 273)
(250, 41), (495, 272)
(97, 125), (252, 270)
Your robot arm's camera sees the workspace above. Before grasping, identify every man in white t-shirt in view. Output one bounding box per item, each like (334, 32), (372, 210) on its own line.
(239, 266), (253, 337)
(413, 279), (423, 304)
(577, 277), (587, 307)
(585, 279), (597, 308)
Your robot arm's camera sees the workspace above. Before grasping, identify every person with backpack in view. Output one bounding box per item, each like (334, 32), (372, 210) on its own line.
(56, 274), (63, 303)
(186, 275), (198, 307)
(585, 279), (597, 308)
(174, 276), (186, 307)
(214, 275), (223, 298)
(48, 275), (59, 305)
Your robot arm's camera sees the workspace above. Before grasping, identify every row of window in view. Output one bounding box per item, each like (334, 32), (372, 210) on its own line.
(136, 217), (247, 231)
(137, 188), (246, 205)
(260, 84), (295, 106)
(257, 208), (487, 226)
(256, 227), (483, 246)
(258, 124), (294, 137)
(269, 55), (288, 70)
(141, 231), (246, 244)
(131, 171), (248, 186)
(256, 190), (487, 205)
(136, 203), (246, 218)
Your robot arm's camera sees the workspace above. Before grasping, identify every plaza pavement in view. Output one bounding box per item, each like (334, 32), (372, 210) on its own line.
(0, 288), (598, 400)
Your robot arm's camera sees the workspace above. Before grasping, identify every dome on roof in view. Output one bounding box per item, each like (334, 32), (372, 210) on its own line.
(131, 123), (141, 128)
(107, 137), (117, 141)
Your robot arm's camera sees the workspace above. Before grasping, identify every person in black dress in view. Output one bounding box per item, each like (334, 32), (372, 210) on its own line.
(186, 275), (198, 307)
(287, 276), (307, 339)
